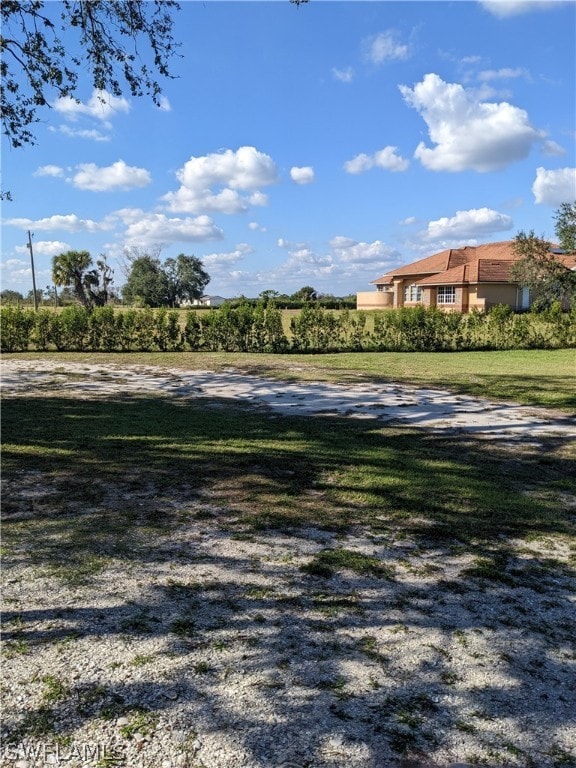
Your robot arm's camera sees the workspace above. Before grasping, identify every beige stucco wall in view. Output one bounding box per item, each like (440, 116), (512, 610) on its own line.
(356, 291), (394, 310)
(361, 281), (526, 313)
(394, 276), (423, 308)
(411, 283), (520, 312)
(467, 286), (484, 311)
(477, 284), (519, 309)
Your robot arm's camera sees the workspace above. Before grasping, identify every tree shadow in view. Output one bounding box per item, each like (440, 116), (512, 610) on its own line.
(2, 393), (575, 767)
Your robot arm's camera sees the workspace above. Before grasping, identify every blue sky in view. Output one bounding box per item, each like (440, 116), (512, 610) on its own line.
(2, 0), (575, 299)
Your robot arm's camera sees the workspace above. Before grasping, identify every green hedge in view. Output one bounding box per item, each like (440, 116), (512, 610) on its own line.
(1, 302), (574, 353)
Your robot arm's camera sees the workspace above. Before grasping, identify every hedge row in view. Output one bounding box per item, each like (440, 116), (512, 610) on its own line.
(1, 302), (575, 353)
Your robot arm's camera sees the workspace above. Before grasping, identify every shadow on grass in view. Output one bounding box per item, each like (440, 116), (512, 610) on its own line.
(444, 373), (576, 413)
(2, 394), (574, 539)
(2, 393), (575, 766)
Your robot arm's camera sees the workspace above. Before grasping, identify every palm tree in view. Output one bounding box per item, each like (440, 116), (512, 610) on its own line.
(52, 251), (114, 309)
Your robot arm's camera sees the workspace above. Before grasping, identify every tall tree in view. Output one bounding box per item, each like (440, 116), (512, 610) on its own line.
(0, 289), (24, 304)
(554, 201), (576, 254)
(258, 289), (280, 301)
(52, 250), (113, 309)
(511, 230), (576, 310)
(122, 255), (169, 307)
(123, 253), (210, 307)
(291, 286), (318, 302)
(1, 0), (180, 149)
(164, 254), (210, 307)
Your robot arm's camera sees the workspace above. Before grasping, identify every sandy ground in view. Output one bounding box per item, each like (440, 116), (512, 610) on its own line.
(1, 359), (574, 440)
(1, 360), (575, 768)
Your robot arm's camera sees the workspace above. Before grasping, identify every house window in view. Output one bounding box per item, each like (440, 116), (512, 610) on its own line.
(404, 284), (422, 302)
(437, 286), (456, 304)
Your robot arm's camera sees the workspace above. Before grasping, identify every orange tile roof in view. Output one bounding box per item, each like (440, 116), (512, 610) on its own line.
(416, 264), (469, 286)
(477, 259), (516, 282)
(371, 248), (453, 284)
(373, 274), (394, 286)
(372, 241), (575, 287)
(416, 259), (517, 286)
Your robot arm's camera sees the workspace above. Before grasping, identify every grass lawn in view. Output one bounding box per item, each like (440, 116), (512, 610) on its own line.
(2, 367), (574, 582)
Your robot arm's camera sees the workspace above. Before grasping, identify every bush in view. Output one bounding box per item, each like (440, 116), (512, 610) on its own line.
(89, 306), (121, 351)
(31, 309), (58, 351)
(0, 306), (35, 351)
(290, 304), (346, 352)
(1, 304), (573, 353)
(56, 305), (91, 351)
(154, 309), (183, 351)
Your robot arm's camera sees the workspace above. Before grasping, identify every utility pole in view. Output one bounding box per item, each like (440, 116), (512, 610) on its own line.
(27, 230), (38, 311)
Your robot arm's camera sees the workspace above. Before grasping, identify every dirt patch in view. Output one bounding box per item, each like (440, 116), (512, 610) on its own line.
(1, 361), (575, 768)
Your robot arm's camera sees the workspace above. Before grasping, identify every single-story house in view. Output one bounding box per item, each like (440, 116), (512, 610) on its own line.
(182, 295), (227, 308)
(357, 241), (576, 312)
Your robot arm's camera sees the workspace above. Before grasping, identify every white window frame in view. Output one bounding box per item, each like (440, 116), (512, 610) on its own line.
(437, 286), (456, 305)
(404, 283), (423, 302)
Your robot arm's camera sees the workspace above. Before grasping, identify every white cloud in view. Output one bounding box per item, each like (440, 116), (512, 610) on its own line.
(243, 248), (335, 294)
(532, 167), (576, 205)
(277, 237), (309, 250)
(480, 1), (564, 18)
(399, 73), (544, 172)
(33, 165), (64, 178)
(0, 259), (31, 282)
(71, 160), (151, 192)
(344, 154), (373, 175)
(116, 209), (224, 244)
(15, 240), (70, 257)
(329, 236), (358, 249)
(248, 221), (267, 232)
(423, 208), (513, 240)
(284, 248), (334, 275)
(248, 191), (268, 207)
(2, 258), (28, 271)
(48, 125), (111, 142)
(542, 140), (565, 156)
(165, 188), (249, 215)
(290, 166), (315, 184)
(344, 146), (409, 174)
(4, 214), (110, 232)
(363, 31), (410, 65)
(54, 89), (130, 123)
(157, 96), (172, 112)
(478, 67), (529, 81)
(228, 270), (251, 282)
(203, 244), (254, 269)
(332, 67), (354, 83)
(460, 55), (483, 65)
(163, 146), (278, 215)
(330, 238), (399, 266)
(217, 235), (404, 296)
(399, 216), (417, 226)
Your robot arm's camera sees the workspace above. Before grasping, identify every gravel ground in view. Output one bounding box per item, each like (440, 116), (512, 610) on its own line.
(1, 361), (575, 768)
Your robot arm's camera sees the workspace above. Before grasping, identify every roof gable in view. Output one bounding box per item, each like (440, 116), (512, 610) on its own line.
(372, 248), (452, 284)
(372, 241), (575, 287)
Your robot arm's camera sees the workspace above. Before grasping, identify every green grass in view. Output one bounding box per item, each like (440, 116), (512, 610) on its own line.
(118, 710), (158, 739)
(41, 674), (70, 704)
(2, 376), (574, 587)
(301, 548), (395, 579)
(2, 351), (574, 609)
(4, 348), (575, 410)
